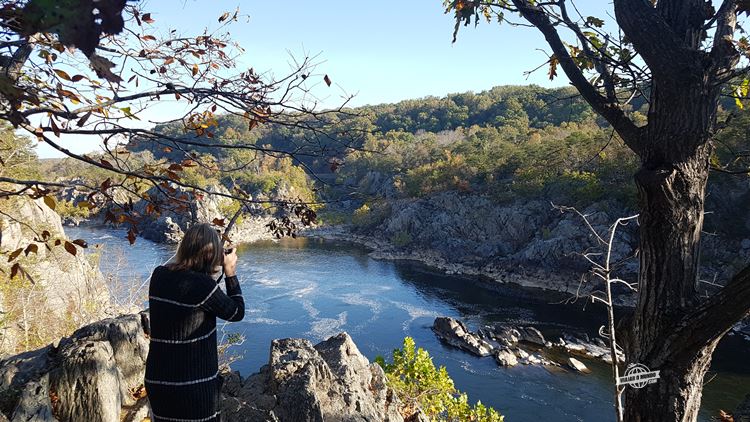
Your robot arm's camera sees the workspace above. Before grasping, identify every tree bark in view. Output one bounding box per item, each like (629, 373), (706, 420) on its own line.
(502, 1), (750, 420)
(623, 149), (713, 422)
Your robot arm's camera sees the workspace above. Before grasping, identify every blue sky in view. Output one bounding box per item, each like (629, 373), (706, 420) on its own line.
(36, 0), (613, 158)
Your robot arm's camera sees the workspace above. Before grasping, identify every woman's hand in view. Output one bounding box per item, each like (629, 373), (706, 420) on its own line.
(223, 246), (238, 277)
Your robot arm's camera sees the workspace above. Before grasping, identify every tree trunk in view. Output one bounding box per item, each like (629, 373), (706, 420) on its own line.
(622, 132), (713, 421)
(505, 2), (750, 420)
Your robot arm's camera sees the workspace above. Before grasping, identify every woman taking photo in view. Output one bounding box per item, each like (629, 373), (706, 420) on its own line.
(145, 223), (245, 422)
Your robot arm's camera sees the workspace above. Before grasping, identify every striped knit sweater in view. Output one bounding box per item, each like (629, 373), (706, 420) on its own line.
(145, 265), (245, 422)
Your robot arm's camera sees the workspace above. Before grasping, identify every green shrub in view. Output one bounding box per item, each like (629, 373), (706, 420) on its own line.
(376, 337), (504, 422)
(217, 200), (245, 226)
(317, 208), (350, 225)
(352, 204), (372, 226)
(55, 200), (90, 219)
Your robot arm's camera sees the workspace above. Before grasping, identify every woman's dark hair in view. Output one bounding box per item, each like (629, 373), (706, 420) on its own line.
(165, 223), (223, 274)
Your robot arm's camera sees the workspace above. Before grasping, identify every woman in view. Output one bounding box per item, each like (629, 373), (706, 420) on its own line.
(145, 223), (245, 422)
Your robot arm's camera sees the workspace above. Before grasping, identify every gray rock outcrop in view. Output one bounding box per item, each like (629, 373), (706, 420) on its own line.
(221, 332), (404, 422)
(0, 313), (149, 422)
(434, 317), (621, 370)
(0, 195), (110, 355)
(127, 183), (278, 245)
(432, 317), (494, 357)
(1, 313), (404, 422)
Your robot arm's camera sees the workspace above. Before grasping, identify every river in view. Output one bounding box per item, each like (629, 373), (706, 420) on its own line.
(66, 225), (749, 422)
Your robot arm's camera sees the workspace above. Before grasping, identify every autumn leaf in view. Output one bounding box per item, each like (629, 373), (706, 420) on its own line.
(324, 74), (332, 87)
(127, 228), (137, 245)
(24, 244), (39, 256)
(77, 111), (92, 127)
(63, 241), (77, 256)
(8, 247), (23, 262)
(72, 239), (88, 248)
(54, 69), (72, 81)
(548, 55), (559, 80)
(219, 12), (230, 22)
(192, 64), (199, 77)
(89, 54), (123, 83)
(49, 118), (61, 137)
(130, 385), (148, 400)
(213, 218), (226, 226)
(142, 13), (155, 24)
(10, 263), (20, 279)
(43, 196), (56, 210)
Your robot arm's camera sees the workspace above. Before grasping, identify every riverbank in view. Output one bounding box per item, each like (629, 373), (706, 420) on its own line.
(302, 224), (633, 305)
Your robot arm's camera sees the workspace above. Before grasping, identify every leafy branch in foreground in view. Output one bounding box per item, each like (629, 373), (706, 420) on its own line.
(376, 337), (503, 422)
(0, 1), (357, 250)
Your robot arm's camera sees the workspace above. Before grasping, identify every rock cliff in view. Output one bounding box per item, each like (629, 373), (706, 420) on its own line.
(0, 196), (110, 355)
(312, 190), (750, 302)
(0, 313), (405, 422)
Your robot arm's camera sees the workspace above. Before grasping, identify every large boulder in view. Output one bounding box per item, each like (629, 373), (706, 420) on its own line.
(221, 332), (404, 422)
(0, 313), (149, 422)
(432, 317), (494, 357)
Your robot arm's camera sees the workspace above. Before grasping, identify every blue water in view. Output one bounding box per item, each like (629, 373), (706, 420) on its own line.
(67, 225), (749, 422)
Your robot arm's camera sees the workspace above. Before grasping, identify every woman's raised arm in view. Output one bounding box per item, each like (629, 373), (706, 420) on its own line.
(198, 274), (245, 322)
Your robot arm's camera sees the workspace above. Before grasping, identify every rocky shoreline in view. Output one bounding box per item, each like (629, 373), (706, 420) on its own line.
(302, 225), (630, 304)
(302, 225), (750, 341)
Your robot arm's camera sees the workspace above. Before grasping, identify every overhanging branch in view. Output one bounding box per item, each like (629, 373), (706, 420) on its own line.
(510, 0), (643, 155)
(678, 264), (750, 348)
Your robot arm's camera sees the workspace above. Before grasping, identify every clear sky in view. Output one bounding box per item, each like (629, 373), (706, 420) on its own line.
(35, 0), (611, 159)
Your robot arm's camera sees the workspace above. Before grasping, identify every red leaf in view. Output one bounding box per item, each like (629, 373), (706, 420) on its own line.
(77, 112), (92, 127)
(63, 241), (77, 256)
(324, 74), (332, 87)
(213, 218), (225, 227)
(142, 13), (155, 24)
(72, 239), (88, 248)
(127, 229), (137, 245)
(24, 244), (39, 256)
(8, 247), (23, 262)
